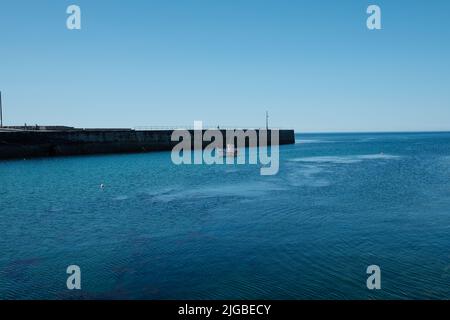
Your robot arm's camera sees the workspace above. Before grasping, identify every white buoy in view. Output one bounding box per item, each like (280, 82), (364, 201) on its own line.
(100, 184), (105, 189)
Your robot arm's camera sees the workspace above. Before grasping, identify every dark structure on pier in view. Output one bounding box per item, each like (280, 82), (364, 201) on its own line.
(0, 127), (295, 160)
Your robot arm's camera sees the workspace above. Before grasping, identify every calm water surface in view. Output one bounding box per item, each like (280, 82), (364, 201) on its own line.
(1, 132), (450, 299)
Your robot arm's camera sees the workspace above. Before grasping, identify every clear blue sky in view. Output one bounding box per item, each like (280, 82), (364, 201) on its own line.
(0, 0), (449, 132)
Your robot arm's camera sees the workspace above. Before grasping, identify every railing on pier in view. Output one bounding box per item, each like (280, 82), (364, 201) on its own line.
(134, 126), (286, 131)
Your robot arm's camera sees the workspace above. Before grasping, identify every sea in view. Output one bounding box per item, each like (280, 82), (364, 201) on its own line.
(1, 132), (450, 299)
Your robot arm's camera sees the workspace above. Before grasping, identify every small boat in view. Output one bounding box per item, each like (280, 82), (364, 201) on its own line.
(218, 144), (238, 157)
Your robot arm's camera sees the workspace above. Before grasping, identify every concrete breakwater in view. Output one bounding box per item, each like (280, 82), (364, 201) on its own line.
(0, 128), (295, 160)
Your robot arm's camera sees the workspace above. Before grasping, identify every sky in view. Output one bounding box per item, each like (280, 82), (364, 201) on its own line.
(0, 0), (449, 132)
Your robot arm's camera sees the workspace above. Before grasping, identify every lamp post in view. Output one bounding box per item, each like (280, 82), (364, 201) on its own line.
(265, 110), (269, 130)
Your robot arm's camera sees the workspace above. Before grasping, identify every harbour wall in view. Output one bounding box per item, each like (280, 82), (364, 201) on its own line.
(0, 129), (295, 160)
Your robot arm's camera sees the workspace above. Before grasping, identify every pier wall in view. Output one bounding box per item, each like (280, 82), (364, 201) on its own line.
(0, 129), (295, 160)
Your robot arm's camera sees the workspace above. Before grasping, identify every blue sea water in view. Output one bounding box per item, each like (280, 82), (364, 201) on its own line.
(1, 132), (450, 300)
